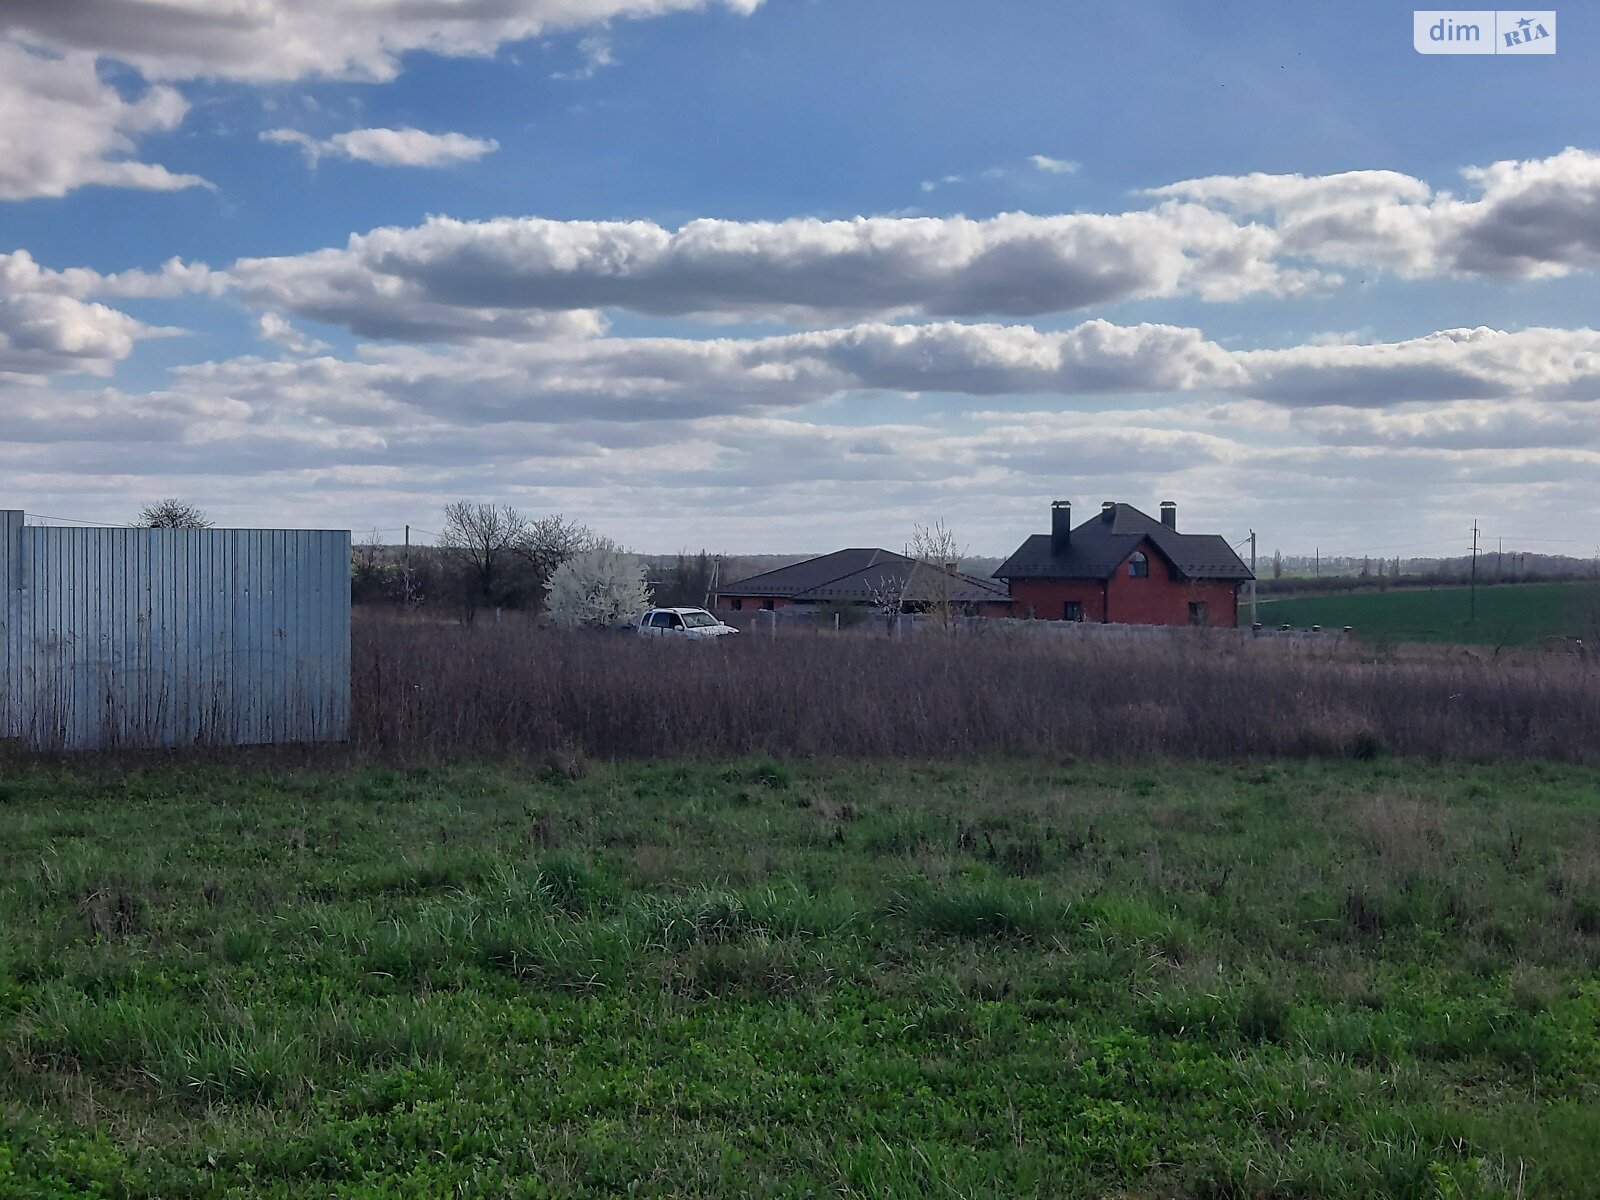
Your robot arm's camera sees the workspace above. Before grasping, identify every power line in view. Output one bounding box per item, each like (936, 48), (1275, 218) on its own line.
(27, 513), (131, 528)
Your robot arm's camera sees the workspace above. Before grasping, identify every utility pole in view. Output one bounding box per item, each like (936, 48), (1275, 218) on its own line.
(1497, 536), (1503, 580)
(1248, 529), (1258, 628)
(1315, 547), (1320, 578)
(403, 525), (416, 607)
(1469, 519), (1479, 623)
(704, 556), (720, 609)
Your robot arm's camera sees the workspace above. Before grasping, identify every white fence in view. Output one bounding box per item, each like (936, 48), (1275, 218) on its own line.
(0, 512), (350, 749)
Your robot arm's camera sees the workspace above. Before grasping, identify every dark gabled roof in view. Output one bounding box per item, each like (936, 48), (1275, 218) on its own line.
(717, 548), (895, 598)
(721, 548), (1010, 604)
(993, 504), (1253, 582)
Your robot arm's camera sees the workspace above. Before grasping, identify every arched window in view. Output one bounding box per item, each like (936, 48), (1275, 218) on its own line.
(1128, 552), (1149, 578)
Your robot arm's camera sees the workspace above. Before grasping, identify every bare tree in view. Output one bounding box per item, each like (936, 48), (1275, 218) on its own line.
(438, 501), (527, 609)
(514, 514), (597, 582)
(907, 519), (966, 634)
(139, 499), (212, 529)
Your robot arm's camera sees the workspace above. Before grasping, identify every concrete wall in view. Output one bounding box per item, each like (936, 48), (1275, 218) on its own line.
(0, 512), (350, 749)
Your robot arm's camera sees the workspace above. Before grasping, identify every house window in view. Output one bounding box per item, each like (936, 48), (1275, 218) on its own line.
(1063, 600), (1084, 622)
(730, 598), (742, 611)
(1128, 552), (1149, 578)
(762, 599), (775, 611)
(1188, 601), (1208, 626)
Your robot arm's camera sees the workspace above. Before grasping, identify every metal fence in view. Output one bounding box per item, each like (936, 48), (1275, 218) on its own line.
(0, 512), (350, 749)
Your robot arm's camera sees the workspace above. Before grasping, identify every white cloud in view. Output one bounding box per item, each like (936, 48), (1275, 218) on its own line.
(0, 43), (208, 200)
(1151, 148), (1600, 280)
(1, 0), (765, 83)
(1029, 155), (1078, 175)
(227, 207), (1318, 333)
(262, 126), (499, 167)
(0, 249), (173, 381)
(256, 312), (328, 355)
(0, 291), (150, 382)
(0, 249), (220, 300)
(142, 318), (1600, 422)
(228, 247), (608, 342)
(1291, 400), (1600, 451)
(553, 35), (616, 80)
(1236, 326), (1600, 406)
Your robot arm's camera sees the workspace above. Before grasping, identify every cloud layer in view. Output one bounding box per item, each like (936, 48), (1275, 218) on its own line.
(6, 136), (1600, 549)
(208, 149), (1600, 335)
(1152, 147), (1600, 279)
(228, 207), (1313, 332)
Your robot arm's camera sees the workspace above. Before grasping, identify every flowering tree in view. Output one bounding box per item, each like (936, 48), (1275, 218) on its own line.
(865, 573), (907, 637)
(544, 539), (652, 629)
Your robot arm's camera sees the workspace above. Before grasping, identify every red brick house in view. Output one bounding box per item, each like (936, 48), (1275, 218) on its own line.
(994, 501), (1251, 627)
(716, 548), (1013, 616)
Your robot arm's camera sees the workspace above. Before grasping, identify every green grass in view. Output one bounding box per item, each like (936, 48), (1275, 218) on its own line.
(1249, 580), (1600, 645)
(3, 758), (1600, 1197)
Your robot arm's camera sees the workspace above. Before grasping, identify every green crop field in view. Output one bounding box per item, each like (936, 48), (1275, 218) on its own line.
(4, 759), (1600, 1198)
(1249, 580), (1600, 646)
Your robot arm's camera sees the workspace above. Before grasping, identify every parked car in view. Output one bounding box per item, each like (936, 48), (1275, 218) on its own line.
(636, 607), (739, 638)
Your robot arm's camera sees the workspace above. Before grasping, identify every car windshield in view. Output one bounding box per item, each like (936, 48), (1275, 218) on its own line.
(681, 611), (719, 627)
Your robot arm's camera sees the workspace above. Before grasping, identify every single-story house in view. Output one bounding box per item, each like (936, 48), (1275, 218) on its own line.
(716, 548), (1013, 616)
(993, 500), (1252, 627)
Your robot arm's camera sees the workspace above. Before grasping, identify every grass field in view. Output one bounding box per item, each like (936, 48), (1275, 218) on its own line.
(1250, 580), (1600, 646)
(4, 759), (1600, 1198)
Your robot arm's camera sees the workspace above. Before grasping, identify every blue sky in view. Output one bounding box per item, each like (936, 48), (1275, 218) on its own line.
(2, 1), (1597, 558)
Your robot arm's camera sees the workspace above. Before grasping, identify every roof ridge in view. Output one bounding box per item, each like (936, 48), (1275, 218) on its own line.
(726, 547), (932, 598)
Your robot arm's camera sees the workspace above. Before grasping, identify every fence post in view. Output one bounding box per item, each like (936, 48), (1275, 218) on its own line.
(0, 511), (20, 740)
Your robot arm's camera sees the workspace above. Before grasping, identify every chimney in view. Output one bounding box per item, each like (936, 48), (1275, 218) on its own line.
(1160, 500), (1177, 530)
(943, 560), (958, 575)
(1050, 500), (1072, 556)
(1101, 500), (1115, 523)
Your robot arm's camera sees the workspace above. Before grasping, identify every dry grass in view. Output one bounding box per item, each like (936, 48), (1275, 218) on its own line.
(348, 609), (1600, 765)
(1348, 794), (1454, 877)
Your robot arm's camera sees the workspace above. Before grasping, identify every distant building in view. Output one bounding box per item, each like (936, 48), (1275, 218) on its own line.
(715, 548), (1013, 616)
(993, 501), (1251, 627)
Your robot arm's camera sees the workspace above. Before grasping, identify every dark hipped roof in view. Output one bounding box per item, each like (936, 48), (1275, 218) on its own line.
(993, 504), (1253, 582)
(721, 548), (1010, 604)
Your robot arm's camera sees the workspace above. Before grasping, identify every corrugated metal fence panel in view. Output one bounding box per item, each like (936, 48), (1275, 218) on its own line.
(0, 513), (349, 749)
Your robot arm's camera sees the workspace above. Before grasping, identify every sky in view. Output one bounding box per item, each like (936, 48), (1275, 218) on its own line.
(1, 1), (1598, 559)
